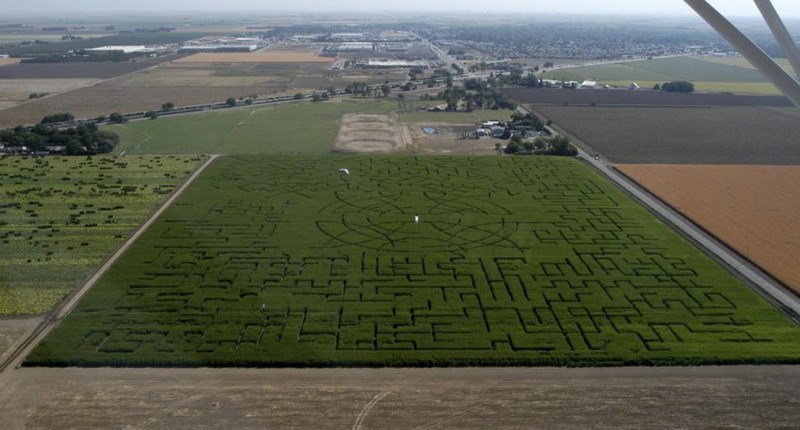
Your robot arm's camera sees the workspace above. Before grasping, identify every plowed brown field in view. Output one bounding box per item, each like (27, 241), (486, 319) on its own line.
(0, 58), (21, 66)
(618, 164), (800, 292)
(175, 52), (334, 63)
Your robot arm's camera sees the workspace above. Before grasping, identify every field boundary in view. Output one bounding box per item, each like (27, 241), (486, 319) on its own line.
(0, 154), (219, 375)
(613, 167), (800, 304)
(521, 104), (800, 320)
(0, 54), (185, 116)
(587, 159), (800, 320)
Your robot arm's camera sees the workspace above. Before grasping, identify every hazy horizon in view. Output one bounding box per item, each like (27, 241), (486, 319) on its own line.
(2, 0), (799, 18)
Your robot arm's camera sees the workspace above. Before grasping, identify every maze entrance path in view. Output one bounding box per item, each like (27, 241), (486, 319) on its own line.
(26, 155), (800, 367)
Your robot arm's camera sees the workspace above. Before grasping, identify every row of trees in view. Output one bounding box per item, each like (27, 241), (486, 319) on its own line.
(1, 122), (119, 155)
(343, 82), (392, 98)
(657, 81), (695, 93)
(504, 135), (578, 156)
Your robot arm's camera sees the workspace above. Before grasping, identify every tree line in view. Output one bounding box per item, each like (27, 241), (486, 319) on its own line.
(0, 121), (119, 155)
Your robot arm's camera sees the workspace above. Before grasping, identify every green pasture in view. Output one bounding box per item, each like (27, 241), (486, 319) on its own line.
(108, 99), (429, 155)
(543, 56), (784, 95)
(26, 155), (800, 367)
(0, 155), (204, 314)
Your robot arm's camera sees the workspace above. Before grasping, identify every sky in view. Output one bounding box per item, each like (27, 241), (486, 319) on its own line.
(2, 0), (799, 17)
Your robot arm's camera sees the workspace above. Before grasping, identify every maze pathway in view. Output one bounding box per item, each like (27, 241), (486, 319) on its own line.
(27, 155), (800, 366)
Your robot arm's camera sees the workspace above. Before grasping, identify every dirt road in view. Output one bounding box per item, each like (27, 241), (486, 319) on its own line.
(0, 155), (219, 374)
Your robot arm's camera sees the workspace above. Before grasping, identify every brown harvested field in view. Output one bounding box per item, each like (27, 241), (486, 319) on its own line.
(175, 52), (335, 63)
(0, 58), (21, 66)
(535, 106), (800, 165)
(617, 164), (800, 292)
(0, 78), (99, 97)
(2, 367), (800, 428)
(0, 61), (411, 126)
(0, 84), (303, 127)
(503, 87), (792, 107)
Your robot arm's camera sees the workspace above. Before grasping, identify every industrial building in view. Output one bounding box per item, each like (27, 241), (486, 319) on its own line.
(178, 37), (265, 53)
(86, 45), (165, 54)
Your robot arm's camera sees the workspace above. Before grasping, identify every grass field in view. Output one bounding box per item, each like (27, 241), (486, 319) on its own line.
(25, 155), (800, 367)
(543, 56), (781, 95)
(109, 100), (427, 155)
(617, 164), (800, 293)
(0, 156), (204, 315)
(699, 56), (795, 76)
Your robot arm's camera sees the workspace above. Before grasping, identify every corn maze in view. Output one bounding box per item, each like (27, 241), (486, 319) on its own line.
(0, 155), (204, 315)
(26, 155), (800, 366)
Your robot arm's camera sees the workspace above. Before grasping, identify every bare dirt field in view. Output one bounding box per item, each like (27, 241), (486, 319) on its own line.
(617, 164), (800, 292)
(0, 317), (41, 365)
(175, 52), (334, 63)
(406, 122), (499, 154)
(535, 106), (800, 164)
(0, 366), (799, 428)
(0, 58), (21, 67)
(0, 61), (409, 126)
(335, 113), (408, 152)
(0, 78), (100, 99)
(0, 84), (304, 127)
(503, 87), (792, 107)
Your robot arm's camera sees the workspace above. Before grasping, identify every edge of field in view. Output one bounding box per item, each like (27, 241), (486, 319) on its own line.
(521, 104), (800, 322)
(612, 166), (800, 313)
(0, 154), (219, 375)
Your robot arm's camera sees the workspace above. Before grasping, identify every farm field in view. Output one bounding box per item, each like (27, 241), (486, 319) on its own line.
(0, 58), (22, 66)
(0, 61), (411, 127)
(599, 81), (783, 96)
(0, 33), (113, 44)
(0, 156), (204, 315)
(699, 56), (795, 75)
(174, 52), (335, 63)
(0, 58), (176, 79)
(543, 56), (785, 95)
(0, 78), (100, 110)
(534, 106), (800, 165)
(501, 87), (791, 107)
(109, 99), (427, 155)
(617, 164), (800, 293)
(25, 155), (800, 367)
(2, 33), (205, 56)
